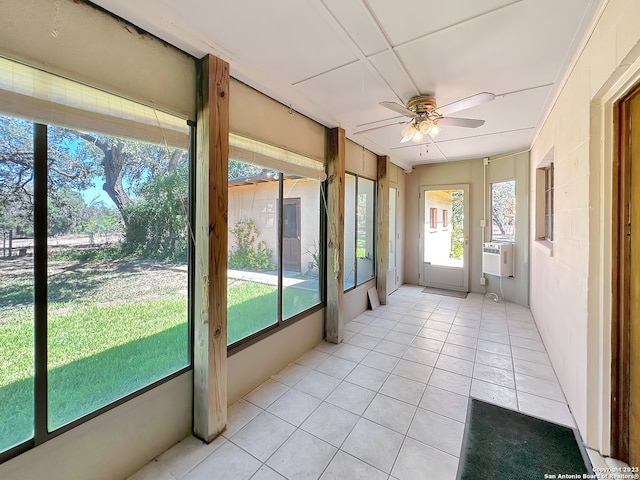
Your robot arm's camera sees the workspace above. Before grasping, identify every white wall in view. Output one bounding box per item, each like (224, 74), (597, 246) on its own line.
(529, 0), (640, 453)
(0, 373), (192, 480)
(404, 153), (529, 305)
(388, 163), (406, 294)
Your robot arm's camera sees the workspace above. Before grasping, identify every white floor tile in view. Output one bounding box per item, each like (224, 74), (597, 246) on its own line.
(510, 336), (546, 352)
(478, 330), (510, 344)
(360, 325), (391, 339)
(300, 402), (359, 447)
(379, 374), (427, 406)
(515, 373), (565, 402)
(428, 368), (471, 396)
(294, 370), (341, 399)
(384, 330), (416, 345)
(295, 349), (330, 367)
(392, 437), (459, 480)
(315, 355), (358, 380)
(419, 386), (468, 423)
(374, 339), (410, 358)
(435, 354), (474, 377)
(440, 343), (476, 362)
(314, 343), (346, 355)
(446, 332), (478, 348)
(402, 346), (439, 366)
(230, 411), (295, 461)
(470, 379), (518, 410)
(369, 318), (398, 330)
(325, 381), (376, 415)
(424, 320), (452, 332)
(346, 333), (381, 350)
(472, 363), (515, 388)
(344, 364), (389, 391)
(363, 393), (416, 434)
(392, 359), (433, 383)
(127, 459), (177, 480)
(476, 339), (511, 357)
(333, 343), (370, 363)
(251, 466), (286, 480)
(449, 325), (479, 338)
(342, 418), (404, 474)
(266, 430), (336, 480)
(411, 336), (444, 353)
(474, 350), (513, 371)
(158, 435), (226, 478)
(517, 391), (576, 428)
(417, 327), (449, 342)
(183, 441), (261, 480)
(361, 351), (401, 373)
(511, 346), (551, 365)
(513, 357), (557, 381)
(320, 451), (387, 480)
(267, 388), (321, 426)
(244, 379), (290, 409)
(408, 408), (465, 457)
(272, 362), (311, 386)
(393, 322), (423, 335)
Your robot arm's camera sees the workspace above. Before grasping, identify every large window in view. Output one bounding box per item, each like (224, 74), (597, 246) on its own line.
(491, 180), (516, 242)
(227, 135), (324, 347)
(344, 174), (376, 290)
(0, 58), (191, 458)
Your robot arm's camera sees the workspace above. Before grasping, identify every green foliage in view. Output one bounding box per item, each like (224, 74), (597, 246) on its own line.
(450, 191), (465, 260)
(123, 169), (189, 261)
(228, 219), (275, 270)
(48, 247), (124, 262)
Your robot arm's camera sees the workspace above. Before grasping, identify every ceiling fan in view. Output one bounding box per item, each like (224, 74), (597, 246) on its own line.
(375, 92), (495, 143)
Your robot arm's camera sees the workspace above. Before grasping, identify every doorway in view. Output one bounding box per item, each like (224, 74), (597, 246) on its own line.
(612, 82), (640, 465)
(418, 184), (469, 292)
(282, 197), (301, 272)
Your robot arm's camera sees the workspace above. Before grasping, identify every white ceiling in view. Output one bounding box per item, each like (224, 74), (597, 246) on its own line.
(92, 0), (599, 169)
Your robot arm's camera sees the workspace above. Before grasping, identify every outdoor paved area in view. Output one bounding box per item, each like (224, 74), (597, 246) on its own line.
(129, 284), (575, 480)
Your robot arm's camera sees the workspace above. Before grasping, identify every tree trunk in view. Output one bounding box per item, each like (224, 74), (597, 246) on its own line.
(101, 141), (132, 226)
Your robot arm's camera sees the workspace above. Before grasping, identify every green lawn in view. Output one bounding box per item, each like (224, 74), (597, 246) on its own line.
(228, 280), (320, 344)
(0, 257), (320, 454)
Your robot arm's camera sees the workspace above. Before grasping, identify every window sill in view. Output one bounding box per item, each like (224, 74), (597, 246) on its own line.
(534, 239), (553, 257)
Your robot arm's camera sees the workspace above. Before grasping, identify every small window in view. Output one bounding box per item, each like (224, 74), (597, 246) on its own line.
(430, 208), (438, 229)
(535, 160), (554, 242)
(491, 180), (516, 242)
(442, 209), (449, 229)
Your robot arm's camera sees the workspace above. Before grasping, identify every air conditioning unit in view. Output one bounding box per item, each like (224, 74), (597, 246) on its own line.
(482, 242), (514, 277)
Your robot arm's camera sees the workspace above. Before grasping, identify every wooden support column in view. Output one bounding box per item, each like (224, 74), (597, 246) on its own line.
(325, 127), (345, 343)
(194, 54), (229, 442)
(376, 155), (389, 304)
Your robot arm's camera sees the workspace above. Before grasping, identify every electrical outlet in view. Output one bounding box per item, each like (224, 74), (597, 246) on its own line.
(480, 277), (486, 285)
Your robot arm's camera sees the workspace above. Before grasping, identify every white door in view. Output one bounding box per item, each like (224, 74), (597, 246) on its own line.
(419, 184), (469, 291)
(388, 187), (399, 294)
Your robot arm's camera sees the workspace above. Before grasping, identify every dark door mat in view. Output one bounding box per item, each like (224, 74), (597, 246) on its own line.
(422, 287), (468, 298)
(457, 399), (592, 480)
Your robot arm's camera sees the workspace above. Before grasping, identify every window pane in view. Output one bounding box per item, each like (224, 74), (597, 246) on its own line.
(282, 177), (321, 320)
(389, 187), (397, 270)
(356, 177), (375, 285)
(491, 180), (516, 242)
(46, 126), (190, 430)
(0, 116), (34, 452)
(344, 174), (356, 290)
(228, 161), (279, 344)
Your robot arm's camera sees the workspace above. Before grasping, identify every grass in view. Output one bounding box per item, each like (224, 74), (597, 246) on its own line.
(228, 280), (320, 344)
(0, 254), (319, 453)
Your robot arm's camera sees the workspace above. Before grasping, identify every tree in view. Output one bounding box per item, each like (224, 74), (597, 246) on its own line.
(491, 180), (516, 240)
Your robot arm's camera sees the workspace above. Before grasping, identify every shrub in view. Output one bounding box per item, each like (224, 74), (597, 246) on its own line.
(228, 219), (275, 270)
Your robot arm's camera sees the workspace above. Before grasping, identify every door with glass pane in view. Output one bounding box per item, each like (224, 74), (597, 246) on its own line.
(388, 187), (398, 294)
(419, 185), (469, 291)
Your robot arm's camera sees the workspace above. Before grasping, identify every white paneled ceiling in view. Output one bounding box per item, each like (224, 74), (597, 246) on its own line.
(92, 0), (599, 168)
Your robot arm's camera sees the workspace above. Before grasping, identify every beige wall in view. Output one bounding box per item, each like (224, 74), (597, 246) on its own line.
(404, 153), (529, 304)
(228, 310), (323, 404)
(529, 0), (640, 454)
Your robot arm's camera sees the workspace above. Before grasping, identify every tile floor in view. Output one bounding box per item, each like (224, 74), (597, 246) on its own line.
(130, 285), (577, 480)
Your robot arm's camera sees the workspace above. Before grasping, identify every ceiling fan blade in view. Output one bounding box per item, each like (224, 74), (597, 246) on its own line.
(400, 135), (413, 143)
(353, 121), (410, 135)
(436, 92), (495, 116)
(438, 117), (485, 128)
(380, 101), (417, 118)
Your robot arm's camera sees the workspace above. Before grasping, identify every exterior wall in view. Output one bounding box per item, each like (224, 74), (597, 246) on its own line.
(228, 178), (321, 272)
(529, 0), (640, 453)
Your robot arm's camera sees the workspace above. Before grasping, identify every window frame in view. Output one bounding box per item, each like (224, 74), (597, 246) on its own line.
(0, 120), (195, 465)
(226, 168), (326, 355)
(535, 162), (554, 243)
(343, 172), (377, 292)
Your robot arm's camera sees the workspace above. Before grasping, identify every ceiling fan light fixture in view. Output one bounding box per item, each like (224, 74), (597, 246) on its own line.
(412, 128), (423, 142)
(401, 123), (416, 138)
(428, 122), (441, 137)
